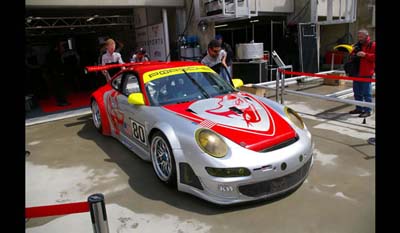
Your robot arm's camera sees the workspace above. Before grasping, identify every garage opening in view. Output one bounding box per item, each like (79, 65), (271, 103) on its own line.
(25, 7), (137, 119)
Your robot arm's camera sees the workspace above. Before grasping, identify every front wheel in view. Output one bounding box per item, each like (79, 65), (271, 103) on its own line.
(91, 100), (103, 133)
(150, 132), (177, 186)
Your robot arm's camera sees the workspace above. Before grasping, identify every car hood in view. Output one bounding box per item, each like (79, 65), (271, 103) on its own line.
(162, 92), (296, 152)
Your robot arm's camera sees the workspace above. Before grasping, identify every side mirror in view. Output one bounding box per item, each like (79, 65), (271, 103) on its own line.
(232, 79), (244, 88)
(128, 93), (145, 105)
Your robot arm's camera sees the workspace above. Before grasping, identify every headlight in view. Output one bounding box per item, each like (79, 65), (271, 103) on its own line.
(284, 107), (305, 129)
(195, 128), (228, 158)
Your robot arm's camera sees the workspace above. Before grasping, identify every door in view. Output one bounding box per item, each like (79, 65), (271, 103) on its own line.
(298, 23), (318, 73)
(116, 73), (149, 154)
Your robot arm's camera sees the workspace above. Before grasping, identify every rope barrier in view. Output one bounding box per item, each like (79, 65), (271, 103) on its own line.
(277, 69), (376, 83)
(26, 193), (110, 233)
(26, 201), (89, 218)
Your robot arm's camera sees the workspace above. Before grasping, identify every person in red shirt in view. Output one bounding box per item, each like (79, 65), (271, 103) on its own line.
(348, 29), (375, 118)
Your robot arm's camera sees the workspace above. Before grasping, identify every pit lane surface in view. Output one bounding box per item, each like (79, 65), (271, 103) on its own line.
(26, 83), (375, 233)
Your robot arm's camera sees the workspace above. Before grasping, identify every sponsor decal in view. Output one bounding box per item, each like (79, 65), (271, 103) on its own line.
(143, 66), (214, 83)
(199, 119), (217, 129)
(123, 122), (133, 138)
(106, 90), (124, 135)
(189, 93), (274, 133)
(205, 94), (261, 127)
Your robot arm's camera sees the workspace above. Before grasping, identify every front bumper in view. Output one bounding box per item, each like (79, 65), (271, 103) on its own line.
(177, 149), (314, 205)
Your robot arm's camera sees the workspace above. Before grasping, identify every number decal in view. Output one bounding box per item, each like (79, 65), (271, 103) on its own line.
(130, 120), (147, 145)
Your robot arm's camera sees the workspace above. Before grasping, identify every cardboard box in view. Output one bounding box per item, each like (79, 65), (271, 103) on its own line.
(239, 85), (266, 97)
(323, 78), (346, 86)
(323, 73), (346, 86)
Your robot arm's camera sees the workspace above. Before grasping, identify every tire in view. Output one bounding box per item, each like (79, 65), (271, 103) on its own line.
(91, 100), (103, 133)
(150, 132), (177, 186)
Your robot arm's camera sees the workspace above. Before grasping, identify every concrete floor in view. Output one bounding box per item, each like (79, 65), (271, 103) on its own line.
(26, 82), (375, 233)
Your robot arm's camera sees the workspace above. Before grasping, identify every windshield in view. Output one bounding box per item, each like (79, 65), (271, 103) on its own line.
(145, 71), (236, 106)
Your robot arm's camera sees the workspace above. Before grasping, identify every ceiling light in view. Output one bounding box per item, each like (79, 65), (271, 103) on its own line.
(87, 14), (99, 22)
(214, 24), (228, 28)
(26, 16), (33, 23)
(250, 19), (259, 23)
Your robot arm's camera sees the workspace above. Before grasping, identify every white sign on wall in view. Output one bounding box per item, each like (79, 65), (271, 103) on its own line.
(147, 23), (166, 61)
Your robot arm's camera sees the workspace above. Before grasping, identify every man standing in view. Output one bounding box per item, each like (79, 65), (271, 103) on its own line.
(348, 29), (375, 118)
(46, 41), (70, 106)
(201, 39), (231, 84)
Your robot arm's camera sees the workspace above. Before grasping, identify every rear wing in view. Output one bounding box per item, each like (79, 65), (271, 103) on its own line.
(84, 61), (162, 82)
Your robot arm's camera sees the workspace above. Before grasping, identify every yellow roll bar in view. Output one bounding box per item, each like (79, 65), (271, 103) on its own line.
(333, 44), (353, 53)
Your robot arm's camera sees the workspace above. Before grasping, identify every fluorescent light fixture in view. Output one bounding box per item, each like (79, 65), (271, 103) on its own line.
(87, 14), (99, 22)
(26, 16), (33, 23)
(214, 24), (228, 28)
(250, 19), (259, 23)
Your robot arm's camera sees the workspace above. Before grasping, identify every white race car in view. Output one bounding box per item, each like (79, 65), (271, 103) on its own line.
(86, 61), (314, 205)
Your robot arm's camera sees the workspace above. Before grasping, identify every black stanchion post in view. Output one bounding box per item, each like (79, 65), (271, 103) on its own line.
(88, 193), (110, 233)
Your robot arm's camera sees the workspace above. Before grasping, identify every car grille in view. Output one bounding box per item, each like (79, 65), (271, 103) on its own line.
(238, 157), (312, 197)
(259, 135), (299, 153)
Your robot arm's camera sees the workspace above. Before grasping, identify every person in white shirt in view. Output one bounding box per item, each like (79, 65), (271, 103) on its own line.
(101, 39), (124, 77)
(101, 39), (124, 65)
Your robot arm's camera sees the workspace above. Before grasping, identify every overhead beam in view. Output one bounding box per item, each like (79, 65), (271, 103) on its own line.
(26, 0), (184, 7)
(26, 15), (134, 30)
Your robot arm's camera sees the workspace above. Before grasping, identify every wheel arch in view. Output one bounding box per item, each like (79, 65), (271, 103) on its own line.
(91, 93), (111, 136)
(148, 122), (182, 150)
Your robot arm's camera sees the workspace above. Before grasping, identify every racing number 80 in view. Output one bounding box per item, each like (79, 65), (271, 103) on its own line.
(131, 120), (146, 145)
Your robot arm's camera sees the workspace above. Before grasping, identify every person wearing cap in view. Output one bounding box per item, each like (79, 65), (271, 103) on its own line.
(131, 48), (150, 62)
(347, 29), (375, 118)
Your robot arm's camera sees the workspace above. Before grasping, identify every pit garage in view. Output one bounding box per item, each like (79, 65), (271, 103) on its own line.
(25, 2), (183, 119)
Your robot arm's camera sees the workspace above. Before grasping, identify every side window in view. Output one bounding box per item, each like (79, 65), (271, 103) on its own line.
(123, 75), (140, 96)
(111, 75), (123, 91)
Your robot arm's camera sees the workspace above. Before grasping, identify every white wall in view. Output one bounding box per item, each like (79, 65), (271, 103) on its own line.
(250, 0), (294, 13)
(317, 0), (355, 17)
(26, 0), (184, 7)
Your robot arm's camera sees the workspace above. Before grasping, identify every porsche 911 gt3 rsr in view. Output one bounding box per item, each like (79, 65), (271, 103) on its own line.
(85, 61), (314, 205)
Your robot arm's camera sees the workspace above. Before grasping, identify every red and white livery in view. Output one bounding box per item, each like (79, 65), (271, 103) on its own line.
(87, 61), (314, 205)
